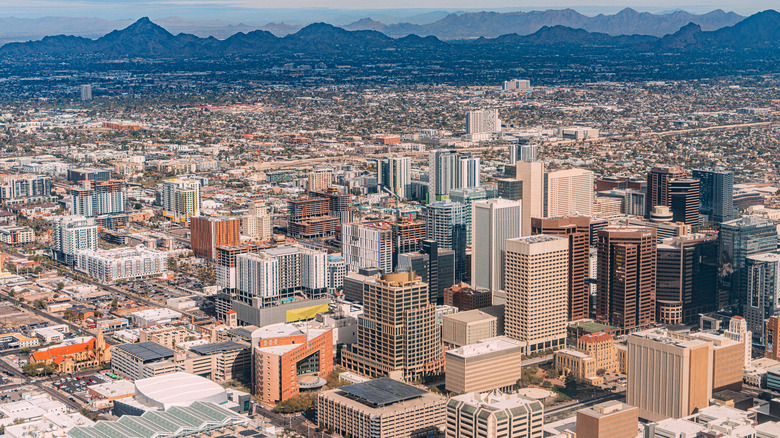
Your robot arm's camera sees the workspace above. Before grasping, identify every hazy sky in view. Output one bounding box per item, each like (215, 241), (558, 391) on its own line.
(0, 0), (775, 22)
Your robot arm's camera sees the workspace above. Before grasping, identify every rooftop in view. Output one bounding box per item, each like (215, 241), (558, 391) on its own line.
(447, 336), (523, 359)
(339, 377), (428, 408)
(113, 341), (175, 362)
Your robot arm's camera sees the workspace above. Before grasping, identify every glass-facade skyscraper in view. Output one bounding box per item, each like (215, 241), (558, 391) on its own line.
(719, 216), (777, 311)
(693, 169), (734, 223)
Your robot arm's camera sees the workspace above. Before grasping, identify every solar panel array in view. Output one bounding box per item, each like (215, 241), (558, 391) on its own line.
(115, 341), (175, 362)
(339, 377), (428, 407)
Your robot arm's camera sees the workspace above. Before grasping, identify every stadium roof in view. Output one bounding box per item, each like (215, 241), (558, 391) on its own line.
(114, 341), (175, 362)
(67, 402), (246, 438)
(339, 377), (428, 407)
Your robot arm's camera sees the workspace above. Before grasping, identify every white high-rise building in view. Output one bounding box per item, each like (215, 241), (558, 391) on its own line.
(377, 156), (411, 199)
(326, 255), (347, 293)
(236, 253), (279, 301)
(545, 168), (595, 217)
(429, 150), (481, 202)
(466, 109), (501, 135)
(51, 215), (98, 266)
(504, 235), (569, 354)
(472, 198), (522, 291)
(724, 316), (752, 368)
(342, 222), (393, 273)
(509, 144), (538, 164)
(80, 84), (92, 101)
(242, 200), (272, 241)
(745, 253), (780, 342)
(162, 177), (201, 224)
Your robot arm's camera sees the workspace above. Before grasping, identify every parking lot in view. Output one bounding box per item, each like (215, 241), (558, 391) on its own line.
(52, 372), (112, 395)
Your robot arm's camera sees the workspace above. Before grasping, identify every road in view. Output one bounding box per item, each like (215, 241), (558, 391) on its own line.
(255, 406), (334, 438)
(0, 356), (82, 411)
(544, 391), (626, 420)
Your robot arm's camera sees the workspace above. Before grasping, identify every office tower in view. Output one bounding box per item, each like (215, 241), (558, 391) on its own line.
(241, 200), (272, 241)
(447, 391), (543, 438)
(377, 156), (411, 199)
(70, 179), (126, 218)
(646, 165), (686, 215)
(456, 153), (480, 189)
(532, 217), (590, 321)
(745, 253), (780, 342)
(670, 178), (700, 226)
(627, 329), (713, 421)
(423, 200), (466, 282)
(450, 187), (487, 247)
(392, 217), (426, 267)
(341, 272), (444, 380)
(596, 227), (657, 332)
(428, 150), (481, 202)
(502, 79), (531, 91)
(513, 161), (544, 235)
(162, 177), (201, 224)
(656, 234), (718, 325)
(51, 215), (98, 266)
(465, 109), (501, 134)
(190, 215), (241, 260)
(472, 198), (522, 291)
(342, 222), (393, 273)
(577, 402), (639, 438)
(719, 216), (778, 310)
(307, 168), (332, 192)
(693, 169), (734, 223)
(724, 316), (751, 367)
(509, 144), (538, 164)
(545, 168), (595, 218)
(767, 316), (780, 360)
(625, 189), (646, 217)
(398, 239), (455, 303)
(504, 235), (569, 354)
(80, 84), (92, 101)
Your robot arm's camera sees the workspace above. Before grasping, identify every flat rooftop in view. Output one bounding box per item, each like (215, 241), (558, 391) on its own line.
(339, 377), (428, 408)
(447, 336), (523, 359)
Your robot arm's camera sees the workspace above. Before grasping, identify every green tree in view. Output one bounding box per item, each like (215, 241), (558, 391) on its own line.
(110, 298), (118, 312)
(596, 368), (606, 377)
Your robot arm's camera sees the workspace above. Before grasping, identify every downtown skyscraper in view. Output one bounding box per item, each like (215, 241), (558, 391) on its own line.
(428, 149), (480, 202)
(692, 169), (734, 223)
(472, 198), (522, 291)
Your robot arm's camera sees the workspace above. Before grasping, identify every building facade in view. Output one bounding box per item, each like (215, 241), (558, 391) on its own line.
(190, 215), (241, 260)
(472, 198), (522, 291)
(162, 177), (201, 224)
(52, 215), (98, 266)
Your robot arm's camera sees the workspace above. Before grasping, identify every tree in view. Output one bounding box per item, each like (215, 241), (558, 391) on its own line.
(167, 257), (177, 270)
(564, 372), (579, 395)
(596, 368), (606, 377)
(110, 298), (118, 312)
(56, 282), (64, 291)
(34, 300), (47, 309)
(547, 368), (560, 379)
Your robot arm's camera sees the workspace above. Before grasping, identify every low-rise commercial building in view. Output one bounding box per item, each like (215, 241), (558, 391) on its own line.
(317, 377), (446, 438)
(576, 401), (638, 438)
(445, 337), (524, 394)
(442, 309), (498, 348)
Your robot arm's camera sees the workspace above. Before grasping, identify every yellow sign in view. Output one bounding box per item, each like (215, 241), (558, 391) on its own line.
(286, 304), (329, 322)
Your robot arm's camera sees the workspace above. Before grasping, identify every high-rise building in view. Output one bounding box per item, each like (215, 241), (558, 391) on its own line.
(215, 242), (262, 291)
(627, 328), (713, 421)
(422, 200), (466, 282)
(670, 178), (700, 226)
(80, 84), (92, 101)
(309, 187), (354, 224)
(472, 198), (522, 291)
(162, 177), (201, 224)
(766, 316), (780, 360)
(509, 144), (538, 164)
(719, 216), (778, 310)
(532, 217), (590, 321)
(692, 169), (734, 223)
(241, 200), (272, 241)
(392, 217), (426, 267)
(507, 161), (544, 235)
(504, 235), (569, 354)
(656, 234), (718, 325)
(745, 253), (780, 342)
(0, 174), (52, 205)
(377, 156), (411, 199)
(450, 187), (487, 247)
(190, 215), (241, 260)
(596, 227), (657, 332)
(307, 169), (333, 192)
(51, 215), (98, 266)
(341, 272), (444, 380)
(67, 168), (111, 183)
(465, 109), (501, 135)
(446, 391), (543, 438)
(342, 222), (393, 273)
(724, 316), (751, 368)
(428, 150), (481, 202)
(398, 239), (455, 303)
(624, 189), (646, 217)
(545, 168), (595, 217)
(646, 165), (686, 216)
(577, 401), (639, 438)
(71, 179), (126, 218)
(287, 196), (338, 238)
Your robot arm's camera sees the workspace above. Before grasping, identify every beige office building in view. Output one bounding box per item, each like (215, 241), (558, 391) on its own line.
(545, 168), (595, 217)
(445, 336), (524, 394)
(446, 391), (544, 438)
(442, 310), (498, 347)
(627, 329), (712, 421)
(515, 161), (544, 236)
(317, 377), (445, 438)
(504, 235), (569, 354)
(577, 401), (639, 438)
(308, 169), (333, 192)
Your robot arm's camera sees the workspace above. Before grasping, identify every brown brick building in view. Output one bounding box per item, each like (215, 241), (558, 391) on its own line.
(190, 216), (241, 260)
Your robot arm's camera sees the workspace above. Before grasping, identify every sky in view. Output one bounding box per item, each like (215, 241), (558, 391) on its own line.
(0, 0), (775, 22)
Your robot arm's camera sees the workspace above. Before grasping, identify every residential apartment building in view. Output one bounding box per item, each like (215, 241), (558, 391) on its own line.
(75, 246), (168, 283)
(161, 177), (201, 224)
(51, 215), (98, 266)
(190, 215), (241, 260)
